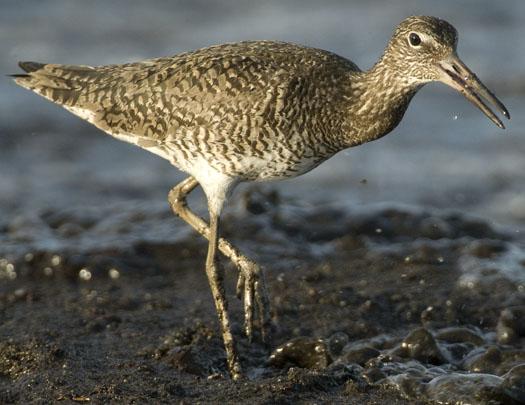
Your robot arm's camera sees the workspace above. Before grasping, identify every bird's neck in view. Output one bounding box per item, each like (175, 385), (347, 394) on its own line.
(340, 60), (423, 148)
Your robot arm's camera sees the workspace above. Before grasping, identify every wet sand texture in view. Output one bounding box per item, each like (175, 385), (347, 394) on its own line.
(1, 189), (524, 403)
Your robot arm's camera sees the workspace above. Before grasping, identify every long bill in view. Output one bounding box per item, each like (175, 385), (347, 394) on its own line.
(438, 53), (510, 129)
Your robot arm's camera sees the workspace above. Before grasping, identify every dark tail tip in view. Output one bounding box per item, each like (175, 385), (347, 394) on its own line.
(18, 61), (46, 73)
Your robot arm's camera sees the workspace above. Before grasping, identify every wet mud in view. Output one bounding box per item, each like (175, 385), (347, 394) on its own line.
(1, 188), (524, 404)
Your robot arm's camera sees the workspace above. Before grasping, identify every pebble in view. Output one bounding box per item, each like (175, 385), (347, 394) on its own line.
(361, 367), (386, 384)
(269, 337), (331, 370)
(425, 373), (504, 405)
(435, 326), (485, 346)
(341, 345), (380, 366)
(462, 346), (502, 374)
(394, 328), (447, 365)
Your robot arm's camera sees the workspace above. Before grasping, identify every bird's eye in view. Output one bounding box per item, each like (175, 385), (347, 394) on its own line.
(408, 32), (422, 47)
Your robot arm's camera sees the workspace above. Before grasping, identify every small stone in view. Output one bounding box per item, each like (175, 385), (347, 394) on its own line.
(398, 327), (447, 365)
(361, 367), (386, 384)
(268, 337), (331, 370)
(341, 346), (380, 366)
(462, 346), (502, 374)
(442, 342), (476, 365)
(420, 305), (440, 326)
(13, 288), (27, 299)
(425, 373), (504, 405)
(435, 327), (485, 346)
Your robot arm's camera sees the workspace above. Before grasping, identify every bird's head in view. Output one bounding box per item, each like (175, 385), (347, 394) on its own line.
(382, 15), (509, 128)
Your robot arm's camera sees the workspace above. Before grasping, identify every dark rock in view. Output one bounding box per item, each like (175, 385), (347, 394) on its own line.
(425, 373), (504, 405)
(268, 337), (331, 370)
(463, 346), (502, 374)
(441, 342), (476, 365)
(435, 326), (485, 346)
(361, 367), (386, 384)
(341, 346), (380, 366)
(396, 328), (447, 365)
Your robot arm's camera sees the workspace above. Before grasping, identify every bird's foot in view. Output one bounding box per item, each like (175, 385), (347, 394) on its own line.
(235, 257), (271, 345)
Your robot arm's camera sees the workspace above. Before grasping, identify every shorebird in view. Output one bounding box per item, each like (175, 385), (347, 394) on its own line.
(12, 16), (509, 379)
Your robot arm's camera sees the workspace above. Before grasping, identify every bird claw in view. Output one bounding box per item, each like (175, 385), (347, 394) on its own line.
(236, 258), (271, 344)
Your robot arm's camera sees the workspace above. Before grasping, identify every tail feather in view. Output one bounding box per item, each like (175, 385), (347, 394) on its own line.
(19, 61), (46, 73)
(11, 61), (100, 105)
(9, 62), (48, 83)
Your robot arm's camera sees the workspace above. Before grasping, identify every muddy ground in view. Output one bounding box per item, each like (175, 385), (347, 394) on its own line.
(1, 189), (524, 404)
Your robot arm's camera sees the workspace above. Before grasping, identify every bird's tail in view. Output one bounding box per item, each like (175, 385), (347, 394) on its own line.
(10, 61), (99, 106)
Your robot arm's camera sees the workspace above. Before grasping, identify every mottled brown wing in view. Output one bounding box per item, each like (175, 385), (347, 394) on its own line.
(14, 52), (284, 149)
(13, 42), (360, 166)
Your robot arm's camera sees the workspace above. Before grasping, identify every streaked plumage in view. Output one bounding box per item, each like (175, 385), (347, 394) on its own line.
(12, 16), (509, 379)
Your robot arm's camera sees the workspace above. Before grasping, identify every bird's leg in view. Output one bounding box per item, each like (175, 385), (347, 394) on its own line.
(168, 177), (271, 344)
(205, 208), (242, 379)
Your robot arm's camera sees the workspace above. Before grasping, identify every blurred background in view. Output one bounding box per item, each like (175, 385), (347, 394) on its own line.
(1, 0), (524, 228)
